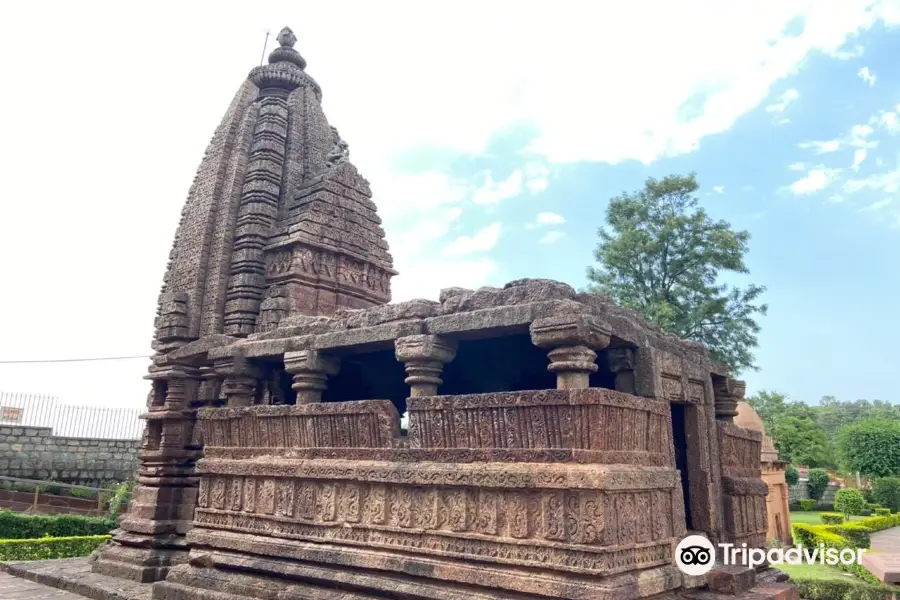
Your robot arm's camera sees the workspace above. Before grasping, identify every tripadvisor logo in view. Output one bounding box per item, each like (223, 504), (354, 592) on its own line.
(675, 534), (866, 575)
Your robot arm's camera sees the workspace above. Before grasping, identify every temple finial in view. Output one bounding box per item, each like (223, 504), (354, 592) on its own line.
(268, 26), (306, 70)
(276, 27), (297, 49)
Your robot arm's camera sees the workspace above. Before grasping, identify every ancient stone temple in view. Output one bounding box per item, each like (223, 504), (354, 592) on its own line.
(29, 25), (792, 600)
(735, 401), (793, 547)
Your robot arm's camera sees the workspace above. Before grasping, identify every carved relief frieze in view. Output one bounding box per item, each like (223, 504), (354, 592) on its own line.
(194, 473), (677, 576)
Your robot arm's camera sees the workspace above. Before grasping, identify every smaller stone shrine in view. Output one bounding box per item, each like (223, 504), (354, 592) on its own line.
(735, 400), (792, 547)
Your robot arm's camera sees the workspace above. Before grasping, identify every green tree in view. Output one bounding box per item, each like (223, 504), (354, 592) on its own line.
(747, 390), (788, 432)
(586, 173), (767, 373)
(872, 477), (900, 513)
(770, 414), (835, 467)
(837, 420), (900, 477)
(785, 465), (800, 486)
(833, 488), (866, 519)
(807, 468), (830, 502)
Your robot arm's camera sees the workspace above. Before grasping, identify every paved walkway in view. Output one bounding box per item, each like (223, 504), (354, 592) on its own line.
(0, 571), (87, 599)
(861, 525), (900, 584)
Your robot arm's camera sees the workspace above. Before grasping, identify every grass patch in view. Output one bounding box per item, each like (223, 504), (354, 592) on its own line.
(790, 511), (864, 525)
(779, 561), (857, 581)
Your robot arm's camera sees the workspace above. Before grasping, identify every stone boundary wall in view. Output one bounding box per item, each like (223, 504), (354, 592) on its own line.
(0, 425), (140, 487)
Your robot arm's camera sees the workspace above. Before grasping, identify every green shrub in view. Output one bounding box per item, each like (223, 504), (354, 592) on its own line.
(791, 523), (881, 582)
(40, 484), (63, 496)
(0, 510), (115, 539)
(835, 488), (867, 518)
(11, 482), (37, 494)
(821, 512), (844, 525)
(785, 465), (800, 486)
(799, 498), (819, 511)
(872, 477), (900, 513)
(828, 523), (873, 548)
(789, 500), (801, 511)
(791, 577), (896, 600)
(875, 507), (891, 516)
(0, 535), (110, 561)
(857, 513), (900, 532)
(808, 468), (830, 501)
(69, 487), (98, 501)
(106, 480), (135, 521)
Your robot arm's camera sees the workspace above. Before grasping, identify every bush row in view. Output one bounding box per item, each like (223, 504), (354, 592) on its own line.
(792, 513), (900, 584)
(791, 577), (898, 600)
(0, 535), (110, 561)
(0, 510), (116, 539)
(0, 480), (101, 500)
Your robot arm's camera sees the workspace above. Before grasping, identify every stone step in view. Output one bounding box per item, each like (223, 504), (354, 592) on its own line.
(682, 582), (798, 600)
(707, 565), (757, 594)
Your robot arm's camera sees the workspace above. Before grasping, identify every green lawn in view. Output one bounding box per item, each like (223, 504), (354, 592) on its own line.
(789, 511), (865, 525)
(778, 561), (858, 581)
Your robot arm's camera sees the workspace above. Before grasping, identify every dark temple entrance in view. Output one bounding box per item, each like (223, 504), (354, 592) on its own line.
(670, 402), (693, 531)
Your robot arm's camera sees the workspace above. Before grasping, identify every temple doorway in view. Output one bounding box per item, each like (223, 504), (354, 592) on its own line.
(670, 402), (694, 530)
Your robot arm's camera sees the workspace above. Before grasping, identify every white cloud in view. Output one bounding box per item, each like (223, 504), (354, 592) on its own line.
(826, 194), (846, 204)
(865, 198), (892, 211)
(523, 162), (551, 193)
(712, 185), (725, 194)
(441, 223), (502, 258)
(798, 123), (878, 155)
(526, 212), (566, 229)
(851, 148), (868, 171)
(788, 167), (841, 195)
(539, 231), (566, 244)
(830, 44), (866, 59)
(765, 89), (799, 113)
(879, 111), (900, 132)
(789, 161), (809, 171)
(844, 168), (900, 194)
(472, 170), (524, 205)
(858, 66), (877, 86)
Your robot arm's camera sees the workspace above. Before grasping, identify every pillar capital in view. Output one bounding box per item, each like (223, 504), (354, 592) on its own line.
(529, 314), (611, 350)
(714, 377), (746, 421)
(395, 335), (457, 397)
(531, 314), (609, 389)
(284, 349), (340, 404)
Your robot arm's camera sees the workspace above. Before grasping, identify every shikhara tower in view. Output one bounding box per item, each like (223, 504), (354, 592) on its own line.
(93, 26), (396, 581)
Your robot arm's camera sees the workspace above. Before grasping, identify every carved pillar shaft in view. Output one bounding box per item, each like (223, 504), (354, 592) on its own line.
(214, 355), (260, 407)
(395, 335), (457, 397)
(605, 348), (637, 395)
(530, 314), (611, 390)
(284, 350), (340, 404)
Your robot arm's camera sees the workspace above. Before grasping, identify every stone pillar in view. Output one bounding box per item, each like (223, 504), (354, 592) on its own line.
(92, 364), (202, 583)
(530, 314), (611, 389)
(714, 377), (745, 422)
(284, 349), (340, 404)
(214, 356), (260, 407)
(395, 335), (457, 397)
(605, 347), (636, 395)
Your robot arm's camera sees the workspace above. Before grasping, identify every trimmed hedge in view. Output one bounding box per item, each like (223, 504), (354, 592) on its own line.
(0, 535), (110, 561)
(799, 499), (819, 511)
(791, 577), (897, 600)
(792, 514), (900, 585)
(0, 510), (115, 540)
(874, 507), (891, 517)
(822, 512), (844, 525)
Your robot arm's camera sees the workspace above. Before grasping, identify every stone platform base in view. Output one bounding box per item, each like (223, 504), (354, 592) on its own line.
(0, 557), (151, 600)
(0, 556), (797, 600)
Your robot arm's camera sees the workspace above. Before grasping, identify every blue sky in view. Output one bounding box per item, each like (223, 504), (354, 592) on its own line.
(0, 1), (898, 408)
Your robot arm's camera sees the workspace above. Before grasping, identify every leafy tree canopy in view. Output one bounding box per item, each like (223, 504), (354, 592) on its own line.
(586, 173), (767, 373)
(837, 420), (900, 478)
